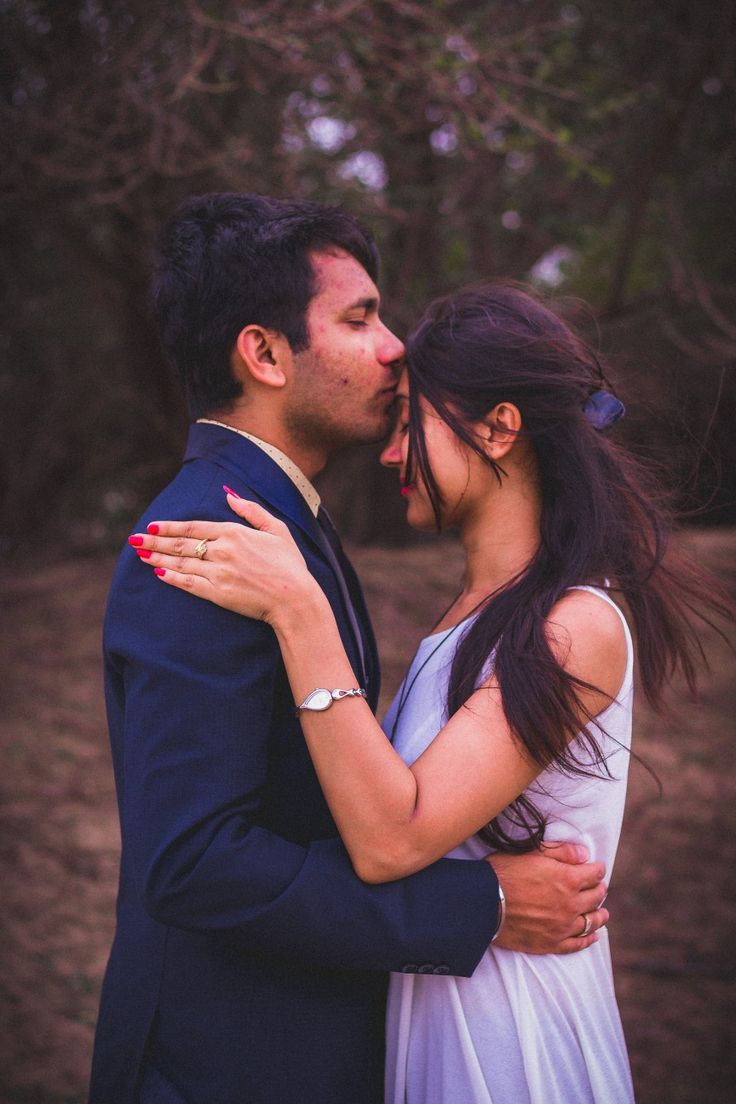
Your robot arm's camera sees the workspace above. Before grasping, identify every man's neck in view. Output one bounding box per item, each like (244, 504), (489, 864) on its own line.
(204, 407), (327, 480)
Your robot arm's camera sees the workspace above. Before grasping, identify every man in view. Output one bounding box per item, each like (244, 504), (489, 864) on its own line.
(90, 193), (607, 1104)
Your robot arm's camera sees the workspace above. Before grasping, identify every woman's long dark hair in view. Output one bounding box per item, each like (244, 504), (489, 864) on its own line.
(405, 281), (733, 851)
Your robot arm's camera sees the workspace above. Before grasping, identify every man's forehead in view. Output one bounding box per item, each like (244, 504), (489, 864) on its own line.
(309, 248), (379, 304)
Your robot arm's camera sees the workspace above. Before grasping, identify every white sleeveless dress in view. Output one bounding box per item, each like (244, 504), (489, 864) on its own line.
(383, 587), (635, 1104)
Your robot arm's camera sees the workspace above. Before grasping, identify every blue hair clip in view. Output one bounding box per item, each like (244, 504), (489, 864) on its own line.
(583, 390), (625, 430)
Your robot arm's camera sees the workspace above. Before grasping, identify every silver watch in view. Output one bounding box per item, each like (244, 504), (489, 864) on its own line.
(295, 687), (367, 716)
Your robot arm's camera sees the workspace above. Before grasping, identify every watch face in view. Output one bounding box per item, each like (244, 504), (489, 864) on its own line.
(304, 689), (333, 711)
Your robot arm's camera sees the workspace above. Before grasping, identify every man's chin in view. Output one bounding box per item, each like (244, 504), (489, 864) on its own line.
(340, 416), (394, 449)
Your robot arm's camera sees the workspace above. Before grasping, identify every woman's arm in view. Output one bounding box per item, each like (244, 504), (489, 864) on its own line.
(134, 497), (626, 884)
(275, 586), (539, 882)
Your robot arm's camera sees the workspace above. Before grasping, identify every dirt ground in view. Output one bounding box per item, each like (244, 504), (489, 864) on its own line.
(1, 530), (734, 1104)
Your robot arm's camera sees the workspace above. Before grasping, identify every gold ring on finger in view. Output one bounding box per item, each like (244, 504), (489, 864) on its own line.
(579, 913), (593, 938)
(194, 538), (209, 560)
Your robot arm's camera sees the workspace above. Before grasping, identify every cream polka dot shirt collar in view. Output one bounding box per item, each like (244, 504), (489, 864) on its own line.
(196, 419), (321, 517)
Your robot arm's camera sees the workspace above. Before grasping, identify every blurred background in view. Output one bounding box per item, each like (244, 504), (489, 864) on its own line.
(1, 2), (734, 1102)
(2, 0), (735, 547)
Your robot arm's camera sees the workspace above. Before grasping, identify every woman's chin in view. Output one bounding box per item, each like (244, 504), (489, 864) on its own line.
(404, 500), (436, 533)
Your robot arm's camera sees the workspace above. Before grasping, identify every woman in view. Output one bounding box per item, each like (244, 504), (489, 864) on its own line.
(132, 282), (729, 1103)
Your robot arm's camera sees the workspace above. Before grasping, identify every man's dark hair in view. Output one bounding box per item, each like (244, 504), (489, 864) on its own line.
(152, 192), (380, 418)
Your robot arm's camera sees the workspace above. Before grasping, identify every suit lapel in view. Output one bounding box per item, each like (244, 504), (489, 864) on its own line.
(185, 424), (323, 552)
(183, 424), (377, 700)
(333, 550), (381, 706)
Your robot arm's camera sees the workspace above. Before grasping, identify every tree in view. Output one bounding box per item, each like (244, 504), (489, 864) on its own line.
(2, 0), (734, 547)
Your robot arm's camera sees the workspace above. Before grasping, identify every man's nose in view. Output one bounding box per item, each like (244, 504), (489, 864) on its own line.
(377, 325), (405, 369)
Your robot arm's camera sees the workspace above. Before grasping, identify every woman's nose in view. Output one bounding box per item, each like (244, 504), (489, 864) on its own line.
(380, 432), (402, 467)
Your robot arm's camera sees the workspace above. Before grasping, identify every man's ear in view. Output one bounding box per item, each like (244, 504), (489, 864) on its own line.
(232, 325), (291, 389)
(482, 402), (522, 460)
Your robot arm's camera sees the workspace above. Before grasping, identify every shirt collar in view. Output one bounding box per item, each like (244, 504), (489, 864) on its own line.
(196, 419), (321, 516)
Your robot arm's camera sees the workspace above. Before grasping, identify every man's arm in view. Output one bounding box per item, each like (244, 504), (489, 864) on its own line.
(114, 552), (607, 968)
(130, 491), (610, 960)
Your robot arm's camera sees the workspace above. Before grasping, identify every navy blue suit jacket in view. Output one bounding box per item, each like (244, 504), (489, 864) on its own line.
(90, 424), (499, 1104)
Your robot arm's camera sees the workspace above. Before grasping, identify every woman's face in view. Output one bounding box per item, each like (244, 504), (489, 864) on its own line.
(380, 371), (491, 532)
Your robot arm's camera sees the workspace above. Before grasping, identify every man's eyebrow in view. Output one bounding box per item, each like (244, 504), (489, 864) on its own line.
(343, 296), (379, 312)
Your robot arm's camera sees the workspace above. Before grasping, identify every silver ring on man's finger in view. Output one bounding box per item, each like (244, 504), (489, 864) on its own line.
(194, 538), (209, 560)
(579, 913), (593, 938)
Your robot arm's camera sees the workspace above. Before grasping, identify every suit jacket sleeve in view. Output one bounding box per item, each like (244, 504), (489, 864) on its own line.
(106, 520), (499, 979)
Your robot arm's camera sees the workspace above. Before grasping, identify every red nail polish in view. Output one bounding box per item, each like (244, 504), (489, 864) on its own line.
(147, 523), (160, 535)
(128, 535), (144, 547)
(223, 485), (241, 498)
(154, 568), (166, 577)
(137, 549), (153, 559)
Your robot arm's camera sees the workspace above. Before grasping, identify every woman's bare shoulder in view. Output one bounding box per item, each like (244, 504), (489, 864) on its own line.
(545, 588), (628, 699)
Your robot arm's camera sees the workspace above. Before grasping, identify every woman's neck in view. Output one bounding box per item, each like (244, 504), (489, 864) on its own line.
(463, 498), (540, 592)
(435, 473), (541, 632)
